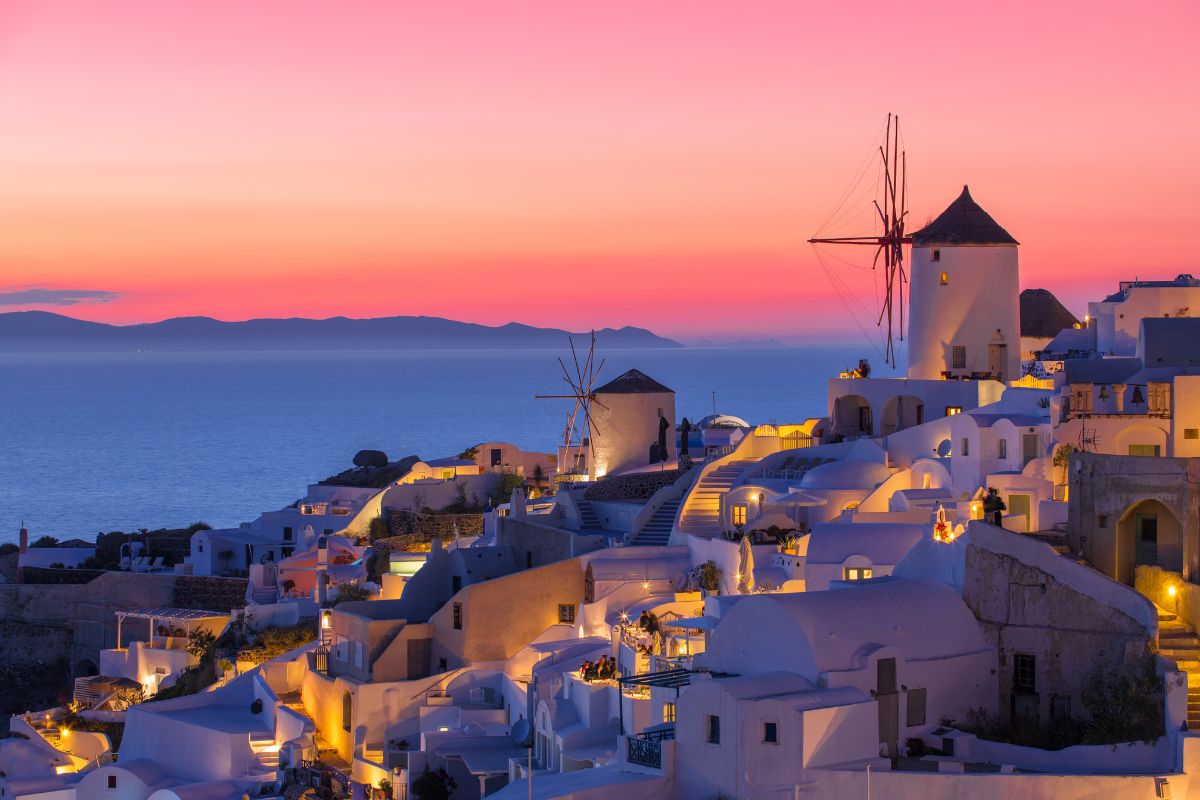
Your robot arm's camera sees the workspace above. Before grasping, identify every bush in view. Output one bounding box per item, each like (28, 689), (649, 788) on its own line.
(1080, 645), (1164, 745)
(330, 584), (372, 606)
(696, 560), (722, 592)
(236, 622), (317, 665)
(0, 542), (18, 556)
(411, 766), (456, 800)
(31, 535), (59, 548)
(186, 629), (218, 661)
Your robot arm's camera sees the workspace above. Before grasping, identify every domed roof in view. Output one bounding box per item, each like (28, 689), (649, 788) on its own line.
(800, 459), (891, 491)
(698, 413), (750, 429)
(911, 185), (1018, 247)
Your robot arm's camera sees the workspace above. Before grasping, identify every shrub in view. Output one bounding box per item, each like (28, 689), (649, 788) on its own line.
(186, 629), (218, 661)
(0, 542), (18, 556)
(1080, 645), (1164, 745)
(31, 535), (59, 548)
(411, 766), (456, 800)
(696, 560), (722, 592)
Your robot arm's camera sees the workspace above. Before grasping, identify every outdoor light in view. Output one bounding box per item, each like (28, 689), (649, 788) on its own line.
(641, 581), (650, 591)
(321, 610), (332, 629)
(1169, 585), (1178, 598)
(619, 611), (629, 622)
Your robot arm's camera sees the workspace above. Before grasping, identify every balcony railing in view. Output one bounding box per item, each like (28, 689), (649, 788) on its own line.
(627, 728), (674, 769)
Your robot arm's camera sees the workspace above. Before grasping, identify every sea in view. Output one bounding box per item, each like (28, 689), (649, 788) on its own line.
(0, 347), (900, 544)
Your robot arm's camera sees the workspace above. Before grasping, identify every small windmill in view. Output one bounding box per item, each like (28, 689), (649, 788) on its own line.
(536, 332), (607, 474)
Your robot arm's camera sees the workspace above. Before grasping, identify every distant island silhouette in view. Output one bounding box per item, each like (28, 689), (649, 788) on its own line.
(0, 311), (683, 352)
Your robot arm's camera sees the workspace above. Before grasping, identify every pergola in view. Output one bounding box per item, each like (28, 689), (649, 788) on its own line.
(616, 668), (712, 735)
(114, 607), (226, 649)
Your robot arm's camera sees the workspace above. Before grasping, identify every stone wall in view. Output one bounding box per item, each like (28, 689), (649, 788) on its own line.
(498, 517), (607, 569)
(963, 536), (1154, 728)
(583, 469), (682, 502)
(386, 509), (483, 540)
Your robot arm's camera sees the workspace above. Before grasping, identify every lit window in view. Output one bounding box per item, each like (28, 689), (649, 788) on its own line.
(706, 714), (721, 744)
(944, 406), (962, 416)
(843, 566), (873, 581)
(452, 602), (462, 630)
(951, 346), (967, 370)
(732, 504), (747, 527)
(558, 604), (576, 625)
(1129, 444), (1161, 457)
(998, 439), (1007, 460)
(664, 702), (676, 723)
(939, 271), (949, 285)
(1186, 429), (1200, 440)
(763, 721), (779, 744)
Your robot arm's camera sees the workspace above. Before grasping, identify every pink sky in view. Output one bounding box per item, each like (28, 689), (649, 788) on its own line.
(0, 0), (1196, 342)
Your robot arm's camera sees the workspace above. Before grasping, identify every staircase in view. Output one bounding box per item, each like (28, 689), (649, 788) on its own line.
(1157, 605), (1200, 729)
(677, 459), (757, 538)
(577, 499), (602, 530)
(249, 732), (280, 773)
(631, 497), (681, 546)
(251, 586), (278, 604)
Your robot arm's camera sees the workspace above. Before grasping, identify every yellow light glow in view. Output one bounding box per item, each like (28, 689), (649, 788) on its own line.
(619, 611), (629, 622)
(438, 726), (450, 732)
(641, 581), (650, 591)
(58, 726), (70, 739)
(321, 610), (332, 629)
(1169, 585), (1178, 598)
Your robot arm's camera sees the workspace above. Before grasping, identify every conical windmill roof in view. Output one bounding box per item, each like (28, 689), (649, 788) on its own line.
(911, 185), (1018, 246)
(593, 368), (673, 395)
(1020, 288), (1080, 338)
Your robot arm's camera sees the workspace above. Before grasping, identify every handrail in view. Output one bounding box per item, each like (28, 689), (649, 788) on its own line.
(409, 667), (466, 701)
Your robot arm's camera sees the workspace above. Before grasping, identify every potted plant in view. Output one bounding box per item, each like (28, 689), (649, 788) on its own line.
(697, 560), (722, 596)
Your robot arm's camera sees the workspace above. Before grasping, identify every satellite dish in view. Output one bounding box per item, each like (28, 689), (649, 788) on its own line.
(510, 718), (532, 746)
(935, 439), (952, 458)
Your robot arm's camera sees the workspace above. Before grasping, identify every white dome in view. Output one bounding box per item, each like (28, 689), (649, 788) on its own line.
(800, 459), (891, 491)
(698, 413), (750, 429)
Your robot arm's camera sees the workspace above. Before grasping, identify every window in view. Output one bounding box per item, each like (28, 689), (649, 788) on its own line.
(438, 657), (448, 672)
(1013, 653), (1036, 693)
(108, 776), (118, 789)
(939, 271), (949, 286)
(763, 721), (779, 744)
(732, 504), (748, 526)
(526, 551), (533, 569)
(961, 438), (970, 457)
(906, 688), (927, 727)
(1128, 444), (1161, 457)
(944, 406), (962, 416)
(951, 346), (966, 369)
(283, 526), (293, 541)
(1186, 429), (1200, 440)
(452, 575), (462, 593)
(452, 602), (462, 630)
(1098, 514), (1109, 528)
(558, 604), (576, 625)
(342, 691), (352, 731)
(664, 702), (676, 723)
(932, 249), (941, 263)
(706, 714), (721, 744)
(491, 448), (503, 467)
(843, 566), (873, 581)
(1050, 693), (1071, 722)
(998, 439), (1007, 460)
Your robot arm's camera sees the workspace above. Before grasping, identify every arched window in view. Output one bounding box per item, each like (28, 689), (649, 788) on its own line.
(342, 691), (352, 731)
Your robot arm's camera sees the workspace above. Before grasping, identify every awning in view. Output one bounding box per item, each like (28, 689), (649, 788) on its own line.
(115, 607), (226, 622)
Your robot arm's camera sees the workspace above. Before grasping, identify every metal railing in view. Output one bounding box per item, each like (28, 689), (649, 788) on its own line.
(627, 727), (674, 769)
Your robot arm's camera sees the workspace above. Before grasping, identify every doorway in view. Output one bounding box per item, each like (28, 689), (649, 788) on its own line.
(1135, 513), (1158, 567)
(988, 343), (1007, 381)
(1008, 494), (1031, 532)
(1022, 433), (1039, 466)
(876, 658), (899, 758)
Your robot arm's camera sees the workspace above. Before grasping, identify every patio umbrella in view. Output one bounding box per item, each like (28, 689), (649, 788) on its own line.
(738, 534), (756, 594)
(764, 488), (827, 531)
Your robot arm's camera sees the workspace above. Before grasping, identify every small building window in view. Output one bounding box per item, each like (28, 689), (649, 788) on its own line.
(1186, 429), (1200, 440)
(998, 439), (1007, 460)
(732, 504), (748, 527)
(706, 714), (721, 744)
(939, 271), (949, 285)
(558, 604), (576, 625)
(452, 602), (463, 630)
(763, 721), (779, 744)
(1128, 444), (1161, 457)
(491, 448), (503, 467)
(1050, 693), (1072, 722)
(1013, 653), (1036, 693)
(108, 775), (118, 789)
(962, 438), (970, 457)
(843, 566), (873, 581)
(283, 526), (293, 541)
(932, 249), (941, 263)
(1098, 514), (1109, 528)
(664, 701), (676, 722)
(438, 657), (448, 672)
(452, 575), (462, 593)
(951, 346), (967, 370)
(906, 688), (927, 727)
(944, 406), (962, 416)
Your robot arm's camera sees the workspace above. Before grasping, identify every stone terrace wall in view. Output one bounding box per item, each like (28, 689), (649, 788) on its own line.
(386, 509), (483, 540)
(172, 575), (248, 613)
(21, 567), (106, 584)
(583, 469), (682, 502)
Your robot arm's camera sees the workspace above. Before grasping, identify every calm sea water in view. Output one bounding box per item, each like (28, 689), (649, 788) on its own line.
(0, 347), (899, 543)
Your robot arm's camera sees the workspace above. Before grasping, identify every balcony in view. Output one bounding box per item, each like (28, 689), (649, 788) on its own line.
(627, 727), (674, 769)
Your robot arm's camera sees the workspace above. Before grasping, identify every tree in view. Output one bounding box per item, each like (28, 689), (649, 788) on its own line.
(186, 629), (217, 661)
(0, 542), (18, 556)
(31, 535), (59, 548)
(411, 767), (456, 800)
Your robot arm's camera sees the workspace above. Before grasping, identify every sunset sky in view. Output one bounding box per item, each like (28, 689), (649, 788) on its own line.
(0, 1), (1196, 343)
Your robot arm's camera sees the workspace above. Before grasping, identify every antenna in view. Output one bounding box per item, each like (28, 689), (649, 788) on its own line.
(809, 113), (911, 368)
(535, 331), (606, 474)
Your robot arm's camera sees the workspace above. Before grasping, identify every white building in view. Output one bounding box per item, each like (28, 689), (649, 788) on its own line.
(582, 369), (676, 480)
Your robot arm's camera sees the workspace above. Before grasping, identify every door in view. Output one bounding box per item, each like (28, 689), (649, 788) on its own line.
(1008, 494), (1031, 532)
(858, 406), (873, 436)
(1136, 514), (1159, 566)
(1022, 433), (1039, 466)
(988, 344), (1007, 381)
(876, 658), (899, 758)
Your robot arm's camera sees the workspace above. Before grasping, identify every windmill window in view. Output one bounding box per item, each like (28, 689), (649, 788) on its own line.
(940, 271), (949, 286)
(952, 346), (967, 369)
(932, 249), (941, 262)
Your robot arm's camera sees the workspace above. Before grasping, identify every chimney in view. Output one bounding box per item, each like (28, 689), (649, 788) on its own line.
(19, 526), (28, 554)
